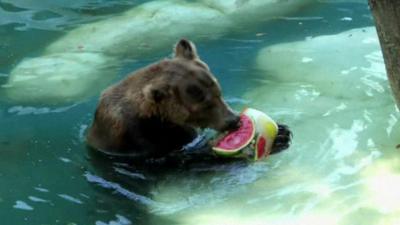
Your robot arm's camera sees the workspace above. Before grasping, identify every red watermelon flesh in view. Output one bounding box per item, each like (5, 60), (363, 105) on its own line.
(212, 114), (255, 156)
(255, 136), (267, 160)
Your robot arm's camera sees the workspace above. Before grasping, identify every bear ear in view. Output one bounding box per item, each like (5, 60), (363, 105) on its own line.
(143, 83), (170, 103)
(174, 39), (198, 60)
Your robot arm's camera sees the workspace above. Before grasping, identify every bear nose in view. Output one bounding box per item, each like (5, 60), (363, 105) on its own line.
(225, 115), (241, 131)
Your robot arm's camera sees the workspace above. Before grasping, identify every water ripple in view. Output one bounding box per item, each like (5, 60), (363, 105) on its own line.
(58, 194), (83, 204)
(13, 200), (33, 211)
(84, 171), (155, 206)
(7, 104), (77, 115)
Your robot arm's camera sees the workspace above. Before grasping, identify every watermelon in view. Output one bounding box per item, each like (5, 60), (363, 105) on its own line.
(212, 114), (256, 156)
(255, 135), (267, 160)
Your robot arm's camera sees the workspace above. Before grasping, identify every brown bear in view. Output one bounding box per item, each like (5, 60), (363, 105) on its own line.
(87, 39), (292, 161)
(86, 39), (241, 158)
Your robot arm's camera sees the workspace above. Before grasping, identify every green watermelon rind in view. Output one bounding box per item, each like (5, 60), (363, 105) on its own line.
(212, 114), (256, 156)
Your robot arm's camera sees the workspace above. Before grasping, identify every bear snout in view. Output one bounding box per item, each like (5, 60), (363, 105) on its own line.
(222, 114), (241, 132)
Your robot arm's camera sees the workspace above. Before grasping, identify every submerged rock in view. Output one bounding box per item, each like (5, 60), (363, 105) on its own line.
(3, 0), (312, 104)
(247, 26), (398, 154)
(246, 27), (394, 125)
(4, 52), (117, 104)
(254, 27), (385, 100)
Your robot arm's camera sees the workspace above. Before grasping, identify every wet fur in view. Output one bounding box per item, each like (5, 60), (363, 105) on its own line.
(87, 39), (240, 158)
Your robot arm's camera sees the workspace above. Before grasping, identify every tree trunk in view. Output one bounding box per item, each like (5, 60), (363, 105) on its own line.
(368, 0), (400, 109)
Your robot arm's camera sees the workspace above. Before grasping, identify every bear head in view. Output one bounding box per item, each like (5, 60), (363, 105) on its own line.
(141, 39), (240, 132)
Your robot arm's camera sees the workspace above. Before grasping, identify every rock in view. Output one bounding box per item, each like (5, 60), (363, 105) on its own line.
(4, 52), (117, 104)
(246, 26), (397, 147)
(3, 0), (312, 105)
(254, 27), (384, 99)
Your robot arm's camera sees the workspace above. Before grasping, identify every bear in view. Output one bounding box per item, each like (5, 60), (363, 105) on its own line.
(86, 39), (241, 158)
(86, 39), (291, 160)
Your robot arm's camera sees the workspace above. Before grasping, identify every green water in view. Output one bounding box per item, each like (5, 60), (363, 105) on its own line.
(1, 0), (400, 225)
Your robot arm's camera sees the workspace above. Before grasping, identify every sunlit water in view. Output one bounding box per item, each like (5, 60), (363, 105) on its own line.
(1, 1), (399, 225)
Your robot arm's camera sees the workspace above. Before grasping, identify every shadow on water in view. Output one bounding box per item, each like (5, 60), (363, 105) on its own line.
(85, 143), (249, 225)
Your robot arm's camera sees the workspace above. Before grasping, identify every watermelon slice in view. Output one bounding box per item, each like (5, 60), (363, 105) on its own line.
(212, 114), (255, 156)
(255, 135), (267, 160)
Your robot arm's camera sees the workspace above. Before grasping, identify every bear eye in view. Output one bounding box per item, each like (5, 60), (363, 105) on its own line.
(186, 84), (205, 102)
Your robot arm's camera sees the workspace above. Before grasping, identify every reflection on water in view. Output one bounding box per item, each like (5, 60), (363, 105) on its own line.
(1, 0), (399, 225)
